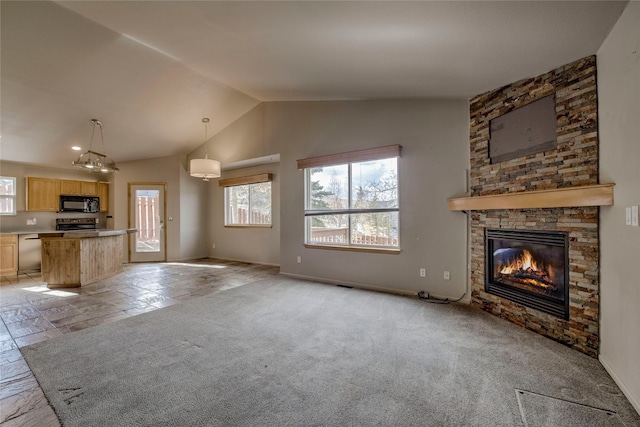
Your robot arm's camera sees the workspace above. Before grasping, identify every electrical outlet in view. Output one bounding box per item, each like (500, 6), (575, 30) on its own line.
(212, 243), (216, 249)
(444, 271), (450, 280)
(626, 207), (632, 225)
(297, 256), (301, 263)
(419, 268), (426, 277)
(632, 206), (639, 227)
(96, 218), (99, 224)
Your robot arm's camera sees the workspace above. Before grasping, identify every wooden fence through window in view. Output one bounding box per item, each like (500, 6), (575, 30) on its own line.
(136, 195), (159, 244)
(310, 227), (398, 247)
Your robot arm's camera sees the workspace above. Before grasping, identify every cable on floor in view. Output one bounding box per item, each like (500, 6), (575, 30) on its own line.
(417, 290), (466, 304)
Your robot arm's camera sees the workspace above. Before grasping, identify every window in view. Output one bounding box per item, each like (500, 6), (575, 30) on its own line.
(0, 177), (17, 215)
(220, 174), (272, 227)
(299, 145), (400, 250)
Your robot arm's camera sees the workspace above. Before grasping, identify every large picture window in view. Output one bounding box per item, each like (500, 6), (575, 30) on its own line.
(0, 177), (17, 215)
(299, 145), (400, 250)
(220, 174), (272, 227)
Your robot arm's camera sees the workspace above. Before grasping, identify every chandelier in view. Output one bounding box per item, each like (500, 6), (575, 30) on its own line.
(190, 118), (220, 181)
(72, 119), (119, 173)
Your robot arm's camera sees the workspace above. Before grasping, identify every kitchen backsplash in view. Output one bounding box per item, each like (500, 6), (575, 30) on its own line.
(0, 211), (107, 232)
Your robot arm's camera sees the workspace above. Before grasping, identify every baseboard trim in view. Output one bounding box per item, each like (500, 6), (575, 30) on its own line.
(206, 256), (280, 268)
(599, 354), (640, 416)
(281, 272), (425, 299)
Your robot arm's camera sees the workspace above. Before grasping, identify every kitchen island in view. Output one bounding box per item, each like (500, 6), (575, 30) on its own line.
(39, 229), (136, 288)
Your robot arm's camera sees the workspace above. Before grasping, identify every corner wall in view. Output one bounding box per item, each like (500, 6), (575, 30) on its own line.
(597, 1), (640, 414)
(209, 162), (280, 265)
(190, 100), (469, 296)
(273, 100), (469, 297)
(469, 56), (601, 357)
(180, 156), (211, 261)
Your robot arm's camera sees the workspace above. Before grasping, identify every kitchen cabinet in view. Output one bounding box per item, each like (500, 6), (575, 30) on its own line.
(60, 180), (98, 196)
(97, 182), (109, 212)
(40, 230), (134, 287)
(26, 177), (60, 211)
(81, 181), (98, 196)
(60, 180), (81, 195)
(0, 235), (18, 276)
(27, 177), (104, 211)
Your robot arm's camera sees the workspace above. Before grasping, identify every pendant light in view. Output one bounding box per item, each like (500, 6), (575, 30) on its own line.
(190, 118), (221, 181)
(72, 119), (119, 173)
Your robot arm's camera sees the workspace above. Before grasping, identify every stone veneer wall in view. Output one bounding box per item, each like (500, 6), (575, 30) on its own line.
(468, 56), (600, 357)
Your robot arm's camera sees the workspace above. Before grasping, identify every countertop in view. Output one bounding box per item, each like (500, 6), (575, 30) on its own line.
(2, 229), (136, 237)
(1, 229), (66, 235)
(40, 228), (137, 238)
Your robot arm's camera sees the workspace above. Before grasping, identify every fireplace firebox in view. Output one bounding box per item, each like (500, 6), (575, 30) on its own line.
(485, 229), (569, 319)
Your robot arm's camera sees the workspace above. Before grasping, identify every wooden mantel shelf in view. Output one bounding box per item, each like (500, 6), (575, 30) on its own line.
(448, 183), (615, 211)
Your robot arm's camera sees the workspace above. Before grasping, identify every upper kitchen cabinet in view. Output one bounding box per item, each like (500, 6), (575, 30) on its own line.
(60, 180), (98, 196)
(97, 182), (109, 212)
(26, 177), (60, 211)
(81, 181), (98, 196)
(60, 179), (81, 195)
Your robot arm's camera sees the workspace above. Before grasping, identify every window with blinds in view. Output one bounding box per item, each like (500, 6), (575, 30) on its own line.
(298, 145), (401, 250)
(219, 174), (272, 227)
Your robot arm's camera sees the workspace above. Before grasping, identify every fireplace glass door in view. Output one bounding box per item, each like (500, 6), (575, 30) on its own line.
(485, 229), (569, 319)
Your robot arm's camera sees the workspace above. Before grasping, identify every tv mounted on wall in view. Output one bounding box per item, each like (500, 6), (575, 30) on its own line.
(489, 94), (557, 164)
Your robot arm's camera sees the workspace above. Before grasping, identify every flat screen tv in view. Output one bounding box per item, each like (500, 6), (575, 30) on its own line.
(489, 94), (557, 164)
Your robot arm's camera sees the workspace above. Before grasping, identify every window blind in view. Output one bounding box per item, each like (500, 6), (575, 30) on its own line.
(296, 144), (401, 170)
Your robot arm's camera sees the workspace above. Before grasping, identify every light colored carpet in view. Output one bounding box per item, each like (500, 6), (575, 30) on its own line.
(21, 276), (640, 426)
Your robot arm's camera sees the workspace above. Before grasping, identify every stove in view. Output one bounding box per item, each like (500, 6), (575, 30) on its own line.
(56, 218), (97, 231)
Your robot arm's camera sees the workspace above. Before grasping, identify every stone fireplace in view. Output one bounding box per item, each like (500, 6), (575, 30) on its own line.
(461, 56), (606, 357)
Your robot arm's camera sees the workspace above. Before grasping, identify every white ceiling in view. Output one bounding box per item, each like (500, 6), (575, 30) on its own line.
(0, 1), (628, 170)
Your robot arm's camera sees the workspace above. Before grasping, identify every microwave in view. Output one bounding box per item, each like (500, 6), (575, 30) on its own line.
(59, 195), (100, 213)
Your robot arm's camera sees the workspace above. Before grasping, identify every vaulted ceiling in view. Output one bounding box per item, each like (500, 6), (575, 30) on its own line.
(0, 1), (628, 169)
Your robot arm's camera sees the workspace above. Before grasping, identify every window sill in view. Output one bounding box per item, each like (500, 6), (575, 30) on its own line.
(224, 225), (272, 229)
(304, 244), (401, 255)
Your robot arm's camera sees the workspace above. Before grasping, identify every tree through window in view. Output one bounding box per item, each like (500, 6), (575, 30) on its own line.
(299, 145), (400, 249)
(220, 174), (272, 227)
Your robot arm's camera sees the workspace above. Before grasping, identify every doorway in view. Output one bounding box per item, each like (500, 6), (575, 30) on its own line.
(128, 183), (166, 262)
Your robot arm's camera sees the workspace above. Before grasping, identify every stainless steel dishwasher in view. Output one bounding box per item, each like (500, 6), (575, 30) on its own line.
(18, 234), (42, 273)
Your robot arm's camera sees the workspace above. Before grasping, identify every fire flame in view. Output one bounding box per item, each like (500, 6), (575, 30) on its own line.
(499, 249), (539, 274)
(496, 249), (556, 291)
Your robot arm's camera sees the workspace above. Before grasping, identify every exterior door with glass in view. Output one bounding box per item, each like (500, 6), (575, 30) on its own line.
(129, 183), (166, 262)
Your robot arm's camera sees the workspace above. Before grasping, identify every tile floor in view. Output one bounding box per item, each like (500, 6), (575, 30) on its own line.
(0, 259), (279, 426)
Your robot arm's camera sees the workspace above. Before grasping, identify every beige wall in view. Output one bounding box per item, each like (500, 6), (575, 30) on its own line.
(597, 2), (640, 413)
(209, 163), (280, 265)
(179, 157), (211, 261)
(113, 154), (206, 262)
(193, 100), (470, 297)
(275, 100), (469, 297)
(189, 103), (281, 266)
(189, 104), (273, 168)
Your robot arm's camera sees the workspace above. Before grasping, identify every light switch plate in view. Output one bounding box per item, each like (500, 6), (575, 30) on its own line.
(632, 206), (639, 227)
(626, 207), (632, 225)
